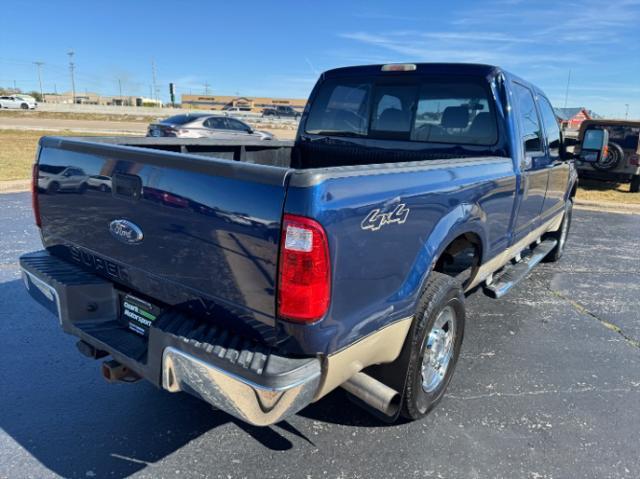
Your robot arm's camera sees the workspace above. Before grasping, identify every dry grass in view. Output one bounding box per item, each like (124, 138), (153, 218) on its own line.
(576, 179), (640, 204)
(0, 130), (112, 181)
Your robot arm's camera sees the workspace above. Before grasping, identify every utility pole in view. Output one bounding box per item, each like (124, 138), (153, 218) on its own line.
(151, 59), (159, 104)
(625, 104), (629, 120)
(204, 81), (210, 95)
(67, 50), (76, 105)
(118, 78), (123, 105)
(563, 68), (571, 108)
(34, 62), (45, 102)
(13, 80), (17, 91)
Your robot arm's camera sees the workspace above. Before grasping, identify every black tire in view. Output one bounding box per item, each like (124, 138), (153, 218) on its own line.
(631, 175), (640, 193)
(21, 103), (29, 110)
(401, 272), (465, 421)
(47, 181), (60, 194)
(593, 142), (623, 171)
(99, 184), (108, 192)
(543, 199), (573, 262)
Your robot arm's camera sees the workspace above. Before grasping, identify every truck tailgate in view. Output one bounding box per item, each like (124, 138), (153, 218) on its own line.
(36, 137), (290, 344)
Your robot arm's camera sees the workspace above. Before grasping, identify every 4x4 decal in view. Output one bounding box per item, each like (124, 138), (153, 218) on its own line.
(361, 203), (410, 231)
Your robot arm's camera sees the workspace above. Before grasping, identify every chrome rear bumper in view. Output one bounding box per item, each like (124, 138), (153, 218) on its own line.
(162, 347), (321, 426)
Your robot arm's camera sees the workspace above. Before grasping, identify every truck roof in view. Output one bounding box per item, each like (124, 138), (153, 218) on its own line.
(322, 63), (502, 79)
(320, 62), (547, 100)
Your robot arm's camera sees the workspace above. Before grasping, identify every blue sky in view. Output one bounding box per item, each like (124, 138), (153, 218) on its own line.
(1, 0), (639, 118)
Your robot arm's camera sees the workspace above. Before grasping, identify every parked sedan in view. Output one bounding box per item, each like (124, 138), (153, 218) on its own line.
(0, 95), (37, 109)
(146, 114), (274, 140)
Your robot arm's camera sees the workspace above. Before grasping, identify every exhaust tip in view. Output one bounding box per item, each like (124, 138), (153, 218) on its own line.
(342, 372), (400, 417)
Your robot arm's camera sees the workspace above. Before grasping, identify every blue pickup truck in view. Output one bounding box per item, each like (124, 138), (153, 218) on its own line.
(20, 63), (607, 426)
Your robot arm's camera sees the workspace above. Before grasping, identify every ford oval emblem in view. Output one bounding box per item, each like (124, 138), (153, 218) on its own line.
(109, 219), (144, 244)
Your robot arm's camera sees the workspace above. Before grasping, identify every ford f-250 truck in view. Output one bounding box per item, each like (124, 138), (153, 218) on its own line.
(20, 63), (607, 426)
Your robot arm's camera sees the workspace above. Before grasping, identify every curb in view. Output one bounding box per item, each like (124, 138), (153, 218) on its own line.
(0, 179), (30, 194)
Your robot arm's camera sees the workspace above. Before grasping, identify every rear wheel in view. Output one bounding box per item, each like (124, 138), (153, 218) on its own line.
(543, 199), (573, 262)
(401, 272), (465, 421)
(47, 181), (60, 194)
(631, 175), (640, 193)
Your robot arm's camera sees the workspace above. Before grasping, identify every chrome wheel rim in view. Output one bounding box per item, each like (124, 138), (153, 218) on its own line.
(421, 305), (456, 393)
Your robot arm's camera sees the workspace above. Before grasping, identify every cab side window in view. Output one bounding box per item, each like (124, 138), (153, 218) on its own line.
(513, 83), (542, 153)
(538, 97), (561, 160)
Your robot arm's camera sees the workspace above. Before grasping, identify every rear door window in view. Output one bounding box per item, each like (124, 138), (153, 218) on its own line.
(225, 118), (249, 131)
(204, 117), (227, 130)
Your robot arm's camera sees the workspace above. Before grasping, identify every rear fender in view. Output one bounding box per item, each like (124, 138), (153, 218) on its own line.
(395, 202), (487, 309)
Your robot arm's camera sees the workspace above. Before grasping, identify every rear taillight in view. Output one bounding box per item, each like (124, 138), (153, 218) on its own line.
(630, 154), (639, 166)
(277, 214), (331, 323)
(31, 164), (41, 227)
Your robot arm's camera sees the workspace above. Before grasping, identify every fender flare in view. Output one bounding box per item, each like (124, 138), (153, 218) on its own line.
(392, 202), (488, 307)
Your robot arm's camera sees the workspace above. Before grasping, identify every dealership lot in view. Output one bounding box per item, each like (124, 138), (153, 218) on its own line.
(1, 193), (639, 478)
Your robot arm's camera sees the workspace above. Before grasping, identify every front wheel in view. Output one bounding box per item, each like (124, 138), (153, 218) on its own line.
(21, 103), (29, 110)
(401, 272), (465, 421)
(631, 175), (640, 193)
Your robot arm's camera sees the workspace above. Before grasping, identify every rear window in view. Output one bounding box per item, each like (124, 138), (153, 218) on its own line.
(39, 165), (66, 174)
(160, 114), (201, 125)
(305, 77), (498, 146)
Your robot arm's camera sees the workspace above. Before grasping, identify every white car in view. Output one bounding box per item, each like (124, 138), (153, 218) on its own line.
(0, 95), (37, 109)
(87, 175), (112, 192)
(38, 165), (89, 193)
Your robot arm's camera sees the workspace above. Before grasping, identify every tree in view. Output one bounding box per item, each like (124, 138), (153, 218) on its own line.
(27, 91), (43, 102)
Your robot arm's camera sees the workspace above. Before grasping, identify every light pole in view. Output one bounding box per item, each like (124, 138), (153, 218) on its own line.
(625, 104), (629, 120)
(34, 62), (44, 102)
(563, 69), (572, 108)
(67, 50), (76, 105)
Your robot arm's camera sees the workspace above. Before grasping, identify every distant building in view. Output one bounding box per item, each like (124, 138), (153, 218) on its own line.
(554, 107), (602, 130)
(181, 94), (307, 113)
(43, 92), (161, 107)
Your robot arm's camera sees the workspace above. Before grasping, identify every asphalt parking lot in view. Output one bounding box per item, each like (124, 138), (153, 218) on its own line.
(1, 192), (639, 479)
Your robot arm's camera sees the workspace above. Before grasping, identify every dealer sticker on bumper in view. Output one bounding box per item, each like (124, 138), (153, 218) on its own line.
(121, 294), (161, 337)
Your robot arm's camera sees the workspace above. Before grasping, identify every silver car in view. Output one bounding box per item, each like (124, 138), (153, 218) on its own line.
(147, 114), (273, 140)
(0, 95), (37, 109)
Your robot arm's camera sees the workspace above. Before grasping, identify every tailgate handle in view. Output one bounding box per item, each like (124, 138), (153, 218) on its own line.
(112, 174), (142, 201)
